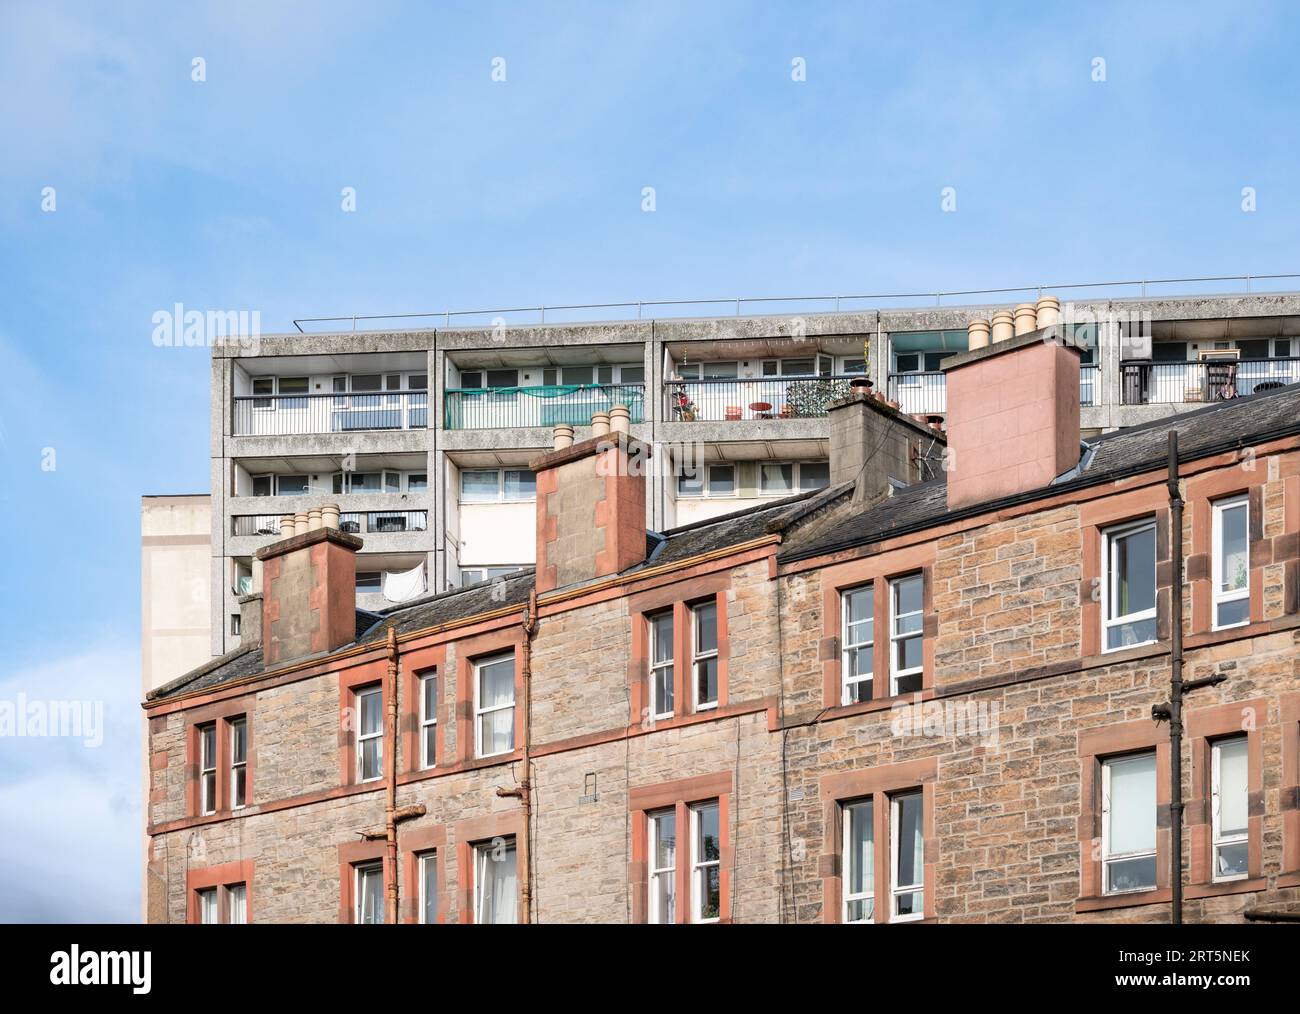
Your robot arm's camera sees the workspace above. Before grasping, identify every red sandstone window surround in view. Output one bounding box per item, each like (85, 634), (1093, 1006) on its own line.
(337, 839), (388, 924)
(1186, 473), (1266, 634)
(819, 756), (936, 924)
(1186, 700), (1265, 898)
(820, 550), (935, 710)
(186, 860), (254, 924)
(450, 629), (525, 767)
(1076, 720), (1171, 912)
(452, 811), (524, 923)
(628, 575), (730, 727)
(400, 824), (448, 923)
(1079, 494), (1170, 659)
(629, 771), (733, 924)
(338, 663), (389, 788)
(185, 699), (254, 818)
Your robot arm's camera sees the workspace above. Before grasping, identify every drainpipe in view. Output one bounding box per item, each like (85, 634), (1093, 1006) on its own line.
(1166, 432), (1185, 925)
(385, 625), (400, 924)
(497, 587), (537, 923)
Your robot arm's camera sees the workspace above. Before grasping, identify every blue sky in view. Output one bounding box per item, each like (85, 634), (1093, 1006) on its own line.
(0, 0), (1296, 921)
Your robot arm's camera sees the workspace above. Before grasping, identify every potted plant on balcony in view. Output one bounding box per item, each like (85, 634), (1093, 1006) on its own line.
(850, 336), (873, 392)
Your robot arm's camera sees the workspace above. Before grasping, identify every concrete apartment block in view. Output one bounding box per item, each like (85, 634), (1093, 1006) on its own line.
(141, 494), (212, 693)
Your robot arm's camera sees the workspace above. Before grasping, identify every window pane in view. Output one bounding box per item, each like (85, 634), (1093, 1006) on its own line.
(621, 365), (645, 383)
(359, 864), (384, 924)
(351, 374), (382, 393)
(408, 373), (428, 391)
(461, 470), (500, 501)
(277, 475), (309, 495)
(361, 739), (382, 781)
(422, 675), (437, 721)
(480, 709), (515, 756)
(359, 688), (382, 736)
(1107, 616), (1157, 650)
(278, 377), (309, 394)
(1218, 503), (1248, 594)
(760, 463), (794, 493)
(698, 866), (721, 920)
(562, 366), (594, 386)
(894, 574), (923, 616)
(228, 884), (246, 924)
(231, 719), (247, 763)
(201, 724), (215, 767)
(1106, 855), (1157, 894)
(894, 792), (923, 889)
(1215, 843), (1248, 879)
(799, 462), (830, 490)
(702, 362), (738, 379)
(477, 841), (518, 924)
(650, 612), (673, 665)
(420, 853), (438, 924)
(845, 587), (873, 640)
(252, 475), (272, 496)
(845, 800), (873, 900)
(1108, 753), (1156, 855)
(479, 657), (515, 708)
(1113, 526), (1156, 617)
(1216, 598), (1249, 628)
(503, 470), (535, 500)
(696, 803), (720, 862)
(694, 603), (717, 654)
(654, 811), (677, 869)
(677, 471), (704, 496)
(1216, 737), (1248, 837)
(407, 473), (428, 492)
(707, 465), (735, 495)
(199, 887), (217, 924)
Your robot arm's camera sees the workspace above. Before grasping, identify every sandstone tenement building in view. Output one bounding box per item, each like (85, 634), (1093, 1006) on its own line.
(144, 313), (1300, 924)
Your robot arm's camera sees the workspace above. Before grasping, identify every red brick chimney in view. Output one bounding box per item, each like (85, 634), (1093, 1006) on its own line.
(942, 315), (1081, 512)
(256, 505), (363, 666)
(531, 409), (648, 594)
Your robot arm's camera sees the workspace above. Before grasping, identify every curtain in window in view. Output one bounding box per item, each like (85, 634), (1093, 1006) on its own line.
(478, 843), (518, 924)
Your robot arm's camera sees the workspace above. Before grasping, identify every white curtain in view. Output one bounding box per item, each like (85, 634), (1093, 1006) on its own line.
(382, 561), (426, 603)
(477, 842), (517, 924)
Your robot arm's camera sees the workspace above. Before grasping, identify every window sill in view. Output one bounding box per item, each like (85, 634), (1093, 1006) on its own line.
(1276, 871), (1300, 890)
(821, 689), (933, 720)
(1185, 877), (1265, 900)
(1075, 888), (1171, 913)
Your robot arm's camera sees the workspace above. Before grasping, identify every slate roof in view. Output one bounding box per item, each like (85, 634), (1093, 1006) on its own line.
(148, 383), (1300, 703)
(780, 381), (1300, 562)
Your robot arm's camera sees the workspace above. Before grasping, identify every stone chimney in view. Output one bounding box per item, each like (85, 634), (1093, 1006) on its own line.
(255, 504), (363, 666)
(827, 391), (946, 503)
(942, 323), (1082, 512)
(237, 592), (263, 648)
(531, 419), (648, 593)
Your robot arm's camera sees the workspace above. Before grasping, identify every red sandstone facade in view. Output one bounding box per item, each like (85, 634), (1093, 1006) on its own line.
(144, 342), (1300, 925)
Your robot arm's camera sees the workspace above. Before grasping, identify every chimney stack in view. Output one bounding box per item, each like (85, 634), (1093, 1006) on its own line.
(256, 503), (363, 666)
(531, 415), (648, 593)
(828, 391), (946, 504)
(942, 318), (1082, 512)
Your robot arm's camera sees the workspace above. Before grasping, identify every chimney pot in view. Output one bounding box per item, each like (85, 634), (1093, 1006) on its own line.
(1035, 295), (1060, 329)
(294, 512), (309, 534)
(990, 310), (1014, 344)
(967, 318), (991, 350)
(308, 507), (323, 531)
(591, 411), (610, 437)
(1013, 303), (1038, 336)
(280, 514), (297, 537)
(553, 424), (575, 450)
(609, 404), (631, 435)
(322, 504), (340, 530)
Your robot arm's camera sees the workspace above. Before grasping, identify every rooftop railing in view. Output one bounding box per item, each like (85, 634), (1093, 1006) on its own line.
(665, 375), (861, 422)
(232, 511), (427, 537)
(292, 273), (1300, 332)
(886, 364), (1101, 414)
(1120, 358), (1300, 405)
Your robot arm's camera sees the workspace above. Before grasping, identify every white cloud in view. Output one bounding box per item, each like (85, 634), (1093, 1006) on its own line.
(0, 640), (141, 922)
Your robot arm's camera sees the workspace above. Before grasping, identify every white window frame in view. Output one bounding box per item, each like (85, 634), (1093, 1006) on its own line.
(198, 722), (216, 815)
(889, 791), (924, 923)
(227, 883), (247, 924)
(459, 467), (536, 504)
(689, 801), (721, 924)
(473, 837), (518, 924)
(229, 717), (247, 810)
(841, 799), (874, 924)
(355, 685), (383, 783)
(418, 851), (438, 924)
(1100, 751), (1158, 895)
(840, 584), (874, 705)
(649, 610), (675, 721)
(676, 463), (737, 499)
(889, 574), (924, 695)
(758, 460), (831, 496)
(1211, 495), (1250, 630)
(418, 671), (437, 770)
(474, 652), (516, 759)
(457, 565), (526, 587)
(1101, 518), (1159, 653)
(354, 861), (384, 924)
(647, 809), (677, 924)
(691, 600), (719, 712)
(1211, 736), (1249, 883)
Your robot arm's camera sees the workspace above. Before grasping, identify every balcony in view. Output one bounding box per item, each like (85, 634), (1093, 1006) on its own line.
(444, 384), (645, 430)
(232, 392), (428, 436)
(1120, 359), (1300, 405)
(886, 365), (1101, 414)
(232, 511), (427, 537)
(666, 376), (859, 422)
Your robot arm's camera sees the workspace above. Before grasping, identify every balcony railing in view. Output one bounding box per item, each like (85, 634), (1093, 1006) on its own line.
(666, 376), (860, 422)
(887, 365), (1102, 414)
(444, 383), (644, 429)
(1120, 359), (1300, 405)
(232, 511), (427, 537)
(232, 391), (428, 436)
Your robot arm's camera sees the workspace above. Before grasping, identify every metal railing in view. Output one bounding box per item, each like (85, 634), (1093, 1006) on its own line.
(665, 375), (860, 422)
(885, 365), (1102, 414)
(1120, 358), (1300, 405)
(292, 273), (1300, 332)
(444, 383), (645, 429)
(232, 391), (428, 436)
(232, 511), (427, 537)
